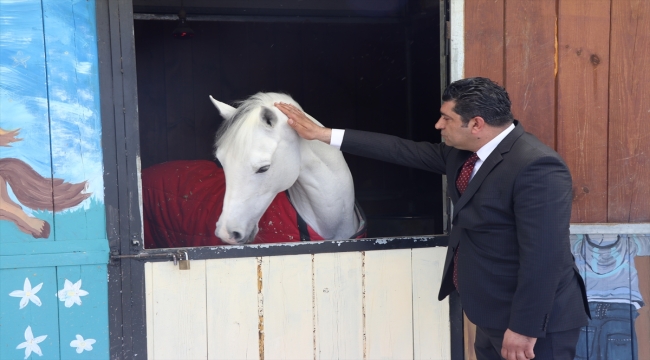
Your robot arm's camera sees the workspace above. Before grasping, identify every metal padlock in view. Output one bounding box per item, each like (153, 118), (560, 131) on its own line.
(179, 251), (190, 270)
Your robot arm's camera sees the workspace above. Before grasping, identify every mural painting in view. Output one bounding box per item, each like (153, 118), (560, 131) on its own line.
(0, 0), (109, 359)
(1, 129), (91, 238)
(572, 234), (650, 360)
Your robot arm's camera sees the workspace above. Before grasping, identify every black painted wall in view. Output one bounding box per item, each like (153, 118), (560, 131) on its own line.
(134, 16), (443, 236)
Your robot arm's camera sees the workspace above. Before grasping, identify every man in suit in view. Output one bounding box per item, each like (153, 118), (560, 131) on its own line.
(276, 77), (589, 360)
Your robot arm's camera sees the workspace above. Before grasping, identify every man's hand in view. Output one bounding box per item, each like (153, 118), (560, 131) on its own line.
(275, 103), (332, 144)
(501, 329), (536, 359)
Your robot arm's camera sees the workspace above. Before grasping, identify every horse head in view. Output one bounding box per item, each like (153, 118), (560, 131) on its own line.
(211, 93), (303, 244)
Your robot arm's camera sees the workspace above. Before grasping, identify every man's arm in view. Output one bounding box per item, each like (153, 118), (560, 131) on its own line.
(276, 102), (450, 174)
(509, 155), (574, 337)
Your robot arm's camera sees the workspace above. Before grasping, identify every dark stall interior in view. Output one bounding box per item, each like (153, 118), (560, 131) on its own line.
(133, 0), (444, 239)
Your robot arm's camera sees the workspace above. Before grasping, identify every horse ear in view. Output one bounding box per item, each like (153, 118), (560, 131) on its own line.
(260, 107), (277, 127)
(209, 95), (236, 119)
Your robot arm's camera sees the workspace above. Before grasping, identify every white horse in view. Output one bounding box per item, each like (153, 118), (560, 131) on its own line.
(210, 92), (360, 245)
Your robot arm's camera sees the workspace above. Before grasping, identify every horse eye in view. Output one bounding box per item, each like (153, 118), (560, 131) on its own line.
(256, 165), (270, 174)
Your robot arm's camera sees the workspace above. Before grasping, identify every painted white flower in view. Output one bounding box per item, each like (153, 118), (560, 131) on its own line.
(9, 278), (43, 309)
(16, 326), (47, 359)
(57, 279), (89, 307)
(70, 334), (96, 353)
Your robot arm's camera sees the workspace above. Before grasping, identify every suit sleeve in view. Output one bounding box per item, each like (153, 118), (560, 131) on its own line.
(340, 129), (450, 174)
(508, 155), (574, 338)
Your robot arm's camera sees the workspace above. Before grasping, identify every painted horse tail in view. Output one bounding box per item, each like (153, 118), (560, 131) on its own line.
(0, 158), (91, 212)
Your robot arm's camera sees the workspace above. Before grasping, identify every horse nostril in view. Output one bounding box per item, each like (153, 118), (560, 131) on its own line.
(232, 231), (242, 240)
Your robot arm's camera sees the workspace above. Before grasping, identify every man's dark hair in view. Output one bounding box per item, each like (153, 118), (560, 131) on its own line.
(442, 77), (514, 127)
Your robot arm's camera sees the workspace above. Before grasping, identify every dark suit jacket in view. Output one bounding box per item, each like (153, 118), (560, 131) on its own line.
(341, 121), (589, 338)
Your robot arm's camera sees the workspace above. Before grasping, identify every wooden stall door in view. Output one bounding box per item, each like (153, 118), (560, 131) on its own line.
(0, 1), (110, 359)
(144, 248), (451, 359)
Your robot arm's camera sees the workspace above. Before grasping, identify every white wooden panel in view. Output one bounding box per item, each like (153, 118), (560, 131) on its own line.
(412, 247), (451, 360)
(364, 249), (414, 359)
(145, 262), (154, 358)
(149, 260), (208, 360)
(313, 252), (364, 360)
(262, 254), (313, 360)
(450, 0), (465, 81)
(206, 257), (260, 360)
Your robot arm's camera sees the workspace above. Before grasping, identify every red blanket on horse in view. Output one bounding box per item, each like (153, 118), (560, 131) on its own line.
(143, 160), (365, 249)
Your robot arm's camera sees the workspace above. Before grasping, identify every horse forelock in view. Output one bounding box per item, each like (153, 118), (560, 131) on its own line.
(214, 92), (298, 150)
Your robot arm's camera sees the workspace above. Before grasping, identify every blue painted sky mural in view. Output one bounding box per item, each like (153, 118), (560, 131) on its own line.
(0, 0), (105, 242)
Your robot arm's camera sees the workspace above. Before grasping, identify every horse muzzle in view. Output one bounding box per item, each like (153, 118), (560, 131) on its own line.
(215, 222), (258, 245)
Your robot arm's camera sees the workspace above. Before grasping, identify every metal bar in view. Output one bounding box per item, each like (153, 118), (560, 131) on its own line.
(124, 236), (448, 262)
(133, 13), (403, 24)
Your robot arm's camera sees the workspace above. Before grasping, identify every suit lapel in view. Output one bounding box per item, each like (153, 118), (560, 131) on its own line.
(452, 121), (525, 220)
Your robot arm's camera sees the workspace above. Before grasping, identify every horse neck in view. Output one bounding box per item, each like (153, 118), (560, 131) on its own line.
(286, 139), (359, 240)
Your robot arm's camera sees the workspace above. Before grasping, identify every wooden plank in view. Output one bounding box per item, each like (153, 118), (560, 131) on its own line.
(463, 0), (505, 83)
(0, 267), (60, 360)
(134, 20), (169, 169)
(42, 0), (105, 241)
(0, 0), (54, 243)
(313, 252), (364, 360)
(101, 0), (146, 357)
(205, 257), (260, 360)
(268, 23), (303, 101)
(622, 235), (635, 358)
(164, 22), (196, 161)
(556, 0), (610, 223)
(217, 22), (260, 103)
(56, 265), (110, 359)
(570, 234), (588, 357)
(0, 250), (108, 269)
(635, 254), (650, 360)
(262, 254), (313, 360)
(505, 0), (556, 147)
(412, 247), (451, 360)
(608, 0), (650, 222)
(149, 260), (207, 359)
(364, 249), (413, 359)
(191, 22), (222, 161)
(144, 262), (154, 359)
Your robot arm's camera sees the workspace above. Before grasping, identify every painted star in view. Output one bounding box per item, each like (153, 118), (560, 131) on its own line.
(12, 51), (30, 68)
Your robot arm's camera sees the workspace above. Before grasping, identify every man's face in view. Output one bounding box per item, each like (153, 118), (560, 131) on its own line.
(435, 100), (472, 150)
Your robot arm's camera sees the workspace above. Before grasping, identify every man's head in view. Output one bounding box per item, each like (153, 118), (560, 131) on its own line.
(442, 77), (514, 127)
(436, 77), (514, 151)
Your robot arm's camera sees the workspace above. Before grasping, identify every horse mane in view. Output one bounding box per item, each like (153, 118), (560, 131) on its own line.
(214, 92), (299, 150)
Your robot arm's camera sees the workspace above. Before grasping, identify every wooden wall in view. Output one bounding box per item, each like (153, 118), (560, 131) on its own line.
(144, 247), (450, 359)
(462, 1), (650, 359)
(464, 0), (650, 224)
(134, 18), (443, 236)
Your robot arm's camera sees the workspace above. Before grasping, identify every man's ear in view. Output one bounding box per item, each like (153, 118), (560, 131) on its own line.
(470, 116), (486, 134)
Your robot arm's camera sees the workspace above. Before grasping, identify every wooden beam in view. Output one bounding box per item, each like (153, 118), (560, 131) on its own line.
(505, 0), (556, 148)
(608, 0), (650, 222)
(463, 0), (505, 84)
(557, 0), (610, 223)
